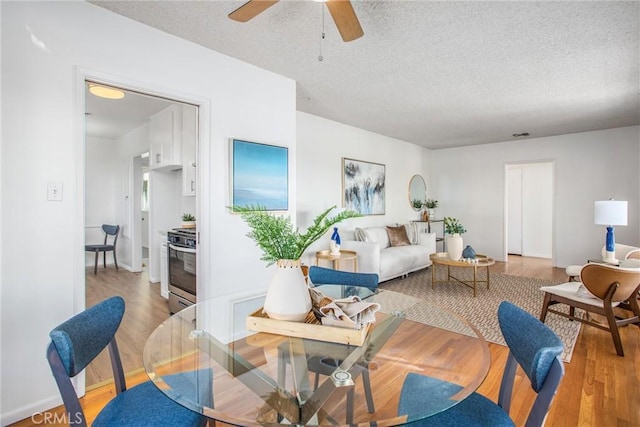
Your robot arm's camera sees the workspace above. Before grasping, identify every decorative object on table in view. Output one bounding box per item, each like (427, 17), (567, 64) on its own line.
(444, 216), (466, 261)
(309, 287), (380, 329)
(425, 198), (438, 218)
(330, 227), (341, 255)
(421, 209), (430, 222)
(230, 138), (289, 211)
(594, 199), (627, 263)
(232, 205), (361, 321)
(342, 157), (385, 215)
(462, 245), (476, 259)
(181, 213), (196, 228)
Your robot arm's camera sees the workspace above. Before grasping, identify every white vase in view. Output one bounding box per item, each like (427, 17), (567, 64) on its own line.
(263, 259), (312, 322)
(447, 234), (463, 261)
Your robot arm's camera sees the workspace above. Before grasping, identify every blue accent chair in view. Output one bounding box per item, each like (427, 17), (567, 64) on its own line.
(47, 296), (211, 427)
(303, 266), (379, 422)
(308, 265), (379, 290)
(398, 301), (565, 427)
(85, 224), (120, 274)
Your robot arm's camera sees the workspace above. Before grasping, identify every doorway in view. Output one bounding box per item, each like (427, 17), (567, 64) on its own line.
(84, 80), (199, 386)
(505, 162), (554, 261)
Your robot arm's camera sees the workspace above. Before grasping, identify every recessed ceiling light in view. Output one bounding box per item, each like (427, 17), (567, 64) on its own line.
(88, 83), (125, 100)
(512, 132), (530, 137)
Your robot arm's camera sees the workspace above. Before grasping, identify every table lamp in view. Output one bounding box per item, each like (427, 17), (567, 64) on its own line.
(594, 200), (627, 263)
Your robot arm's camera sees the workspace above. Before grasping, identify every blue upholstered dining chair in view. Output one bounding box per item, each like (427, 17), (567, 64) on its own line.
(47, 296), (211, 427)
(303, 266), (379, 422)
(85, 224), (120, 274)
(308, 265), (379, 290)
(398, 301), (565, 427)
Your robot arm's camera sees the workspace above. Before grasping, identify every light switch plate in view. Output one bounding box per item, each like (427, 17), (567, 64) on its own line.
(47, 182), (63, 201)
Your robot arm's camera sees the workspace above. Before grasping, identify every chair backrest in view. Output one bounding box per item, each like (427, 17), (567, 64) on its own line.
(626, 249), (640, 260)
(47, 297), (127, 427)
(497, 301), (565, 427)
(308, 266), (379, 289)
(580, 263), (640, 302)
(102, 224), (120, 246)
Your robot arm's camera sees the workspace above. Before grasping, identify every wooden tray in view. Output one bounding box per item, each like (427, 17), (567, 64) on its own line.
(246, 308), (370, 346)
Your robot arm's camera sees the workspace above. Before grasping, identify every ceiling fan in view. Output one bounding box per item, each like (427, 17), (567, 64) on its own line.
(228, 0), (364, 42)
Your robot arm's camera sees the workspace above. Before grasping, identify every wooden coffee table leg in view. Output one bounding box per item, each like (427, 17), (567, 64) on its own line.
(432, 262), (435, 290)
(473, 266), (477, 297)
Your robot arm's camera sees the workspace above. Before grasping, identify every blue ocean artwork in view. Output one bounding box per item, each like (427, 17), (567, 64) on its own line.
(233, 140), (288, 210)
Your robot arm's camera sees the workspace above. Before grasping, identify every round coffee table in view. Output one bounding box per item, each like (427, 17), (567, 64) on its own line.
(430, 252), (495, 297)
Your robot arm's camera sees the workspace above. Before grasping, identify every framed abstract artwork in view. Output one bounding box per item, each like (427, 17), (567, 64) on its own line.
(231, 139), (288, 211)
(342, 158), (385, 215)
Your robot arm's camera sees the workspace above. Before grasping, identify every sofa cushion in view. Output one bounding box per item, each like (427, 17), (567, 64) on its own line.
(386, 225), (411, 247)
(367, 227), (391, 249)
(355, 227), (373, 242)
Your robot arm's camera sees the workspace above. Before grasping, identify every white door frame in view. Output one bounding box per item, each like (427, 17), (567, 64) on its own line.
(75, 67), (210, 393)
(503, 160), (556, 266)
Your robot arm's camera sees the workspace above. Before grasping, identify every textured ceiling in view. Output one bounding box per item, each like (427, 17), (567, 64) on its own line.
(91, 0), (640, 149)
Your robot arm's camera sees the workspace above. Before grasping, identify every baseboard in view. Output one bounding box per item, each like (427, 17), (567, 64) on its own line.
(1, 395), (63, 426)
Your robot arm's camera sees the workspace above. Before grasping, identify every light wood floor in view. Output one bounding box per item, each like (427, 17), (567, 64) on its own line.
(85, 266), (170, 386)
(13, 256), (639, 426)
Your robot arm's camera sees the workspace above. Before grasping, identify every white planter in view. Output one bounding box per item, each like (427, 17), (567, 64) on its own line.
(263, 259), (312, 322)
(447, 234), (464, 261)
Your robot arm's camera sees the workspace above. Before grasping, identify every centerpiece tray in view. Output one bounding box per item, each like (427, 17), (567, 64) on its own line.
(246, 308), (370, 346)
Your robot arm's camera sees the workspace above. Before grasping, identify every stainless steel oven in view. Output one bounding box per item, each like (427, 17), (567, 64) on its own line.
(167, 228), (197, 314)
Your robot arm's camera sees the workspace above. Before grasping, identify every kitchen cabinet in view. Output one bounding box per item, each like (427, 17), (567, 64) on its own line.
(181, 104), (197, 196)
(149, 105), (182, 171)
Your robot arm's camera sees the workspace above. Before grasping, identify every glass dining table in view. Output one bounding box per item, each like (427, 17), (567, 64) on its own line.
(143, 286), (490, 426)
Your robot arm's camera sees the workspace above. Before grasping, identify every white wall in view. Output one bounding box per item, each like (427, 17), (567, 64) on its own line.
(296, 112), (432, 265)
(430, 126), (640, 268)
(1, 2), (295, 424)
(85, 136), (119, 266)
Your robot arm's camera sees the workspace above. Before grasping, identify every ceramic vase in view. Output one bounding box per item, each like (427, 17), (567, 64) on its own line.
(447, 234), (464, 261)
(462, 245), (476, 259)
(263, 259), (312, 322)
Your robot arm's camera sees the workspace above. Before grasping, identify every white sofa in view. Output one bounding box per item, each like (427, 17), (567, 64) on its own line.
(339, 225), (437, 282)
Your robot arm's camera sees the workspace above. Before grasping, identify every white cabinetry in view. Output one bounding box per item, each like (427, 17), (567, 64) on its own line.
(181, 104), (197, 196)
(160, 240), (169, 299)
(149, 105), (182, 171)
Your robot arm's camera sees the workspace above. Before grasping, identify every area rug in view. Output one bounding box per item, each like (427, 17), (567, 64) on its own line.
(375, 269), (581, 362)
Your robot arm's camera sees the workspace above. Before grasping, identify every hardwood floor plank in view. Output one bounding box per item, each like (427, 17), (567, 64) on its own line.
(12, 256), (639, 426)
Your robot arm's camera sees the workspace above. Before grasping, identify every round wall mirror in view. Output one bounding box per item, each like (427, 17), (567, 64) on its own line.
(409, 174), (426, 211)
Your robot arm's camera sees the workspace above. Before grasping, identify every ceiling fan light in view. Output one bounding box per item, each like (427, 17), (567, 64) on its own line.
(88, 84), (125, 100)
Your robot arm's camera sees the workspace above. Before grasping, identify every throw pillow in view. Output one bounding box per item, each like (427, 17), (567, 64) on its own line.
(386, 225), (411, 247)
(355, 227), (373, 242)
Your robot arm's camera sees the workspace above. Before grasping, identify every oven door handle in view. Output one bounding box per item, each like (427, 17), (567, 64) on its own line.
(169, 244), (197, 254)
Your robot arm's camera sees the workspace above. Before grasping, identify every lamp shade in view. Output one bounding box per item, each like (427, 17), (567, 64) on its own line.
(594, 200), (627, 226)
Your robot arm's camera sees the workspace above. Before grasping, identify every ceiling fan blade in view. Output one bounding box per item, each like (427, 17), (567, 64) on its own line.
(228, 0), (279, 22)
(325, 0), (364, 42)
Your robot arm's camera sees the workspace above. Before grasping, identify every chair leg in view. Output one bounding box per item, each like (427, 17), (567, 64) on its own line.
(540, 292), (552, 322)
(103, 251), (107, 269)
(94, 250), (99, 275)
(113, 250), (119, 270)
(604, 305), (625, 356)
(360, 367), (375, 413)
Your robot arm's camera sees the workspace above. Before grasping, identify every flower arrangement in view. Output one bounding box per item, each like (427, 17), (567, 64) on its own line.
(425, 199), (439, 209)
(444, 216), (466, 235)
(182, 213), (195, 221)
(231, 205), (361, 265)
(411, 199), (425, 209)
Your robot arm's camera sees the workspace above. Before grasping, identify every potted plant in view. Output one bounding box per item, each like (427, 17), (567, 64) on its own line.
(411, 198), (424, 210)
(182, 213), (196, 229)
(232, 205), (361, 321)
(425, 199), (438, 218)
(444, 216), (466, 260)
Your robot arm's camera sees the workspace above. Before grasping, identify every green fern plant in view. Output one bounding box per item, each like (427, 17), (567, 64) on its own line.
(232, 205), (361, 265)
